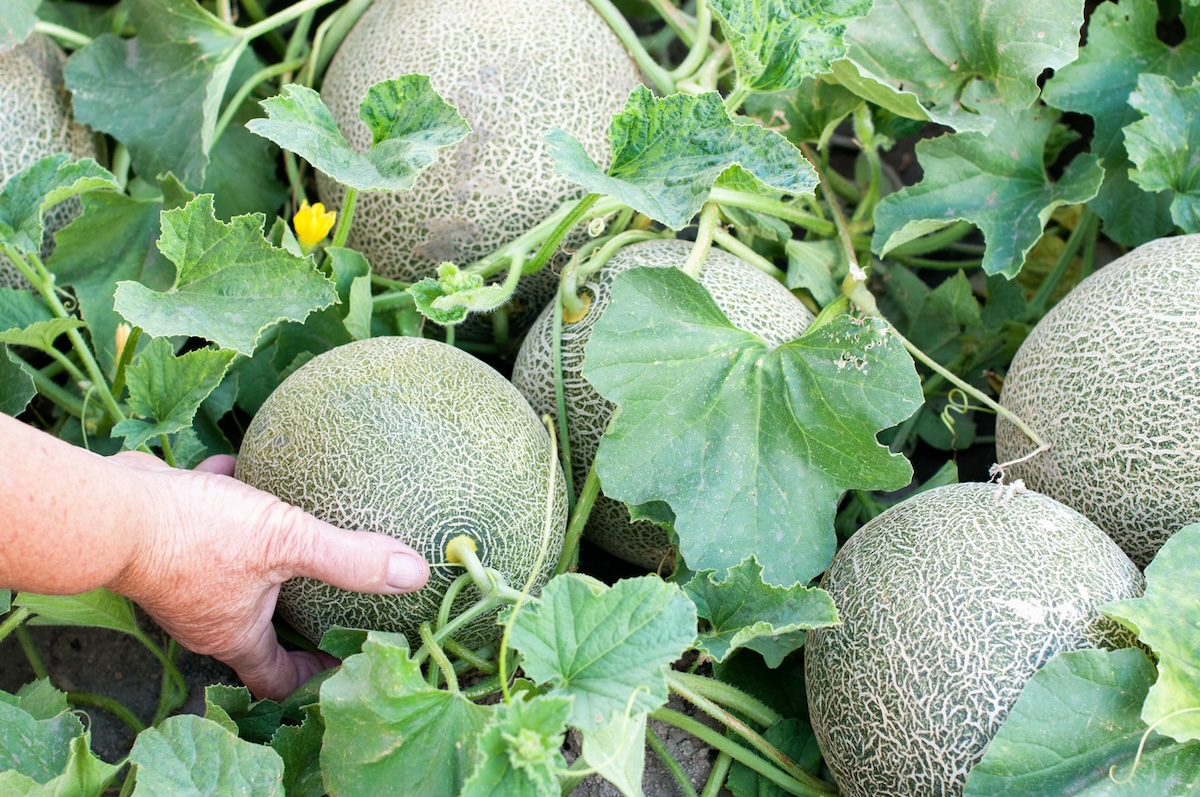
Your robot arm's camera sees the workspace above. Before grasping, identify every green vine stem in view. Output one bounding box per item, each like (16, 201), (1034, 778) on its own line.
(700, 752), (734, 797)
(235, 0), (289, 56)
(587, 0), (676, 94)
(1025, 207), (1098, 320)
(330, 187), (358, 249)
(420, 622), (459, 692)
(468, 195), (624, 280)
(442, 637), (498, 674)
(645, 0), (707, 46)
(552, 288), (578, 517)
(647, 726), (702, 797)
(33, 22), (92, 49)
(711, 228), (787, 281)
(305, 0), (374, 87)
(555, 460), (602, 576)
(15, 626), (49, 679)
(9, 356), (89, 419)
(435, 572), (476, 631)
(0, 607), (32, 645)
(560, 229), (668, 317)
(212, 58), (307, 148)
(667, 670), (780, 727)
(237, 0), (338, 42)
(67, 691), (148, 734)
(667, 672), (817, 790)
(884, 220), (977, 258)
(708, 187), (838, 237)
(683, 202), (721, 278)
(650, 707), (838, 796)
(668, 0), (713, 83)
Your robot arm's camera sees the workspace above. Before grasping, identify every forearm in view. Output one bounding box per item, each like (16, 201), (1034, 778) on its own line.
(0, 412), (149, 595)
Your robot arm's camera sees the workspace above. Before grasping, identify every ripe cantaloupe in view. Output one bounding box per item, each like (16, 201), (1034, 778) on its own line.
(510, 239), (815, 569)
(234, 336), (568, 647)
(316, 0), (641, 286)
(804, 482), (1142, 797)
(0, 33), (96, 288)
(995, 234), (1200, 567)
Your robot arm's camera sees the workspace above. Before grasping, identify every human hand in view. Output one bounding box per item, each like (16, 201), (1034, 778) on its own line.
(103, 451), (429, 701)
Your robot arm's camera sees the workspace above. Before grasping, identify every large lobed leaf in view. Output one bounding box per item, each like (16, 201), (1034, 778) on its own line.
(0, 1), (38, 53)
(1124, 74), (1200, 233)
(1040, 0), (1200, 245)
(129, 714), (284, 797)
(460, 695), (571, 797)
(320, 633), (491, 797)
(509, 574), (697, 732)
(963, 648), (1200, 795)
(113, 194), (338, 355)
(836, 0), (1084, 132)
(684, 557), (839, 666)
(582, 267), (922, 586)
(872, 97), (1104, 278)
(0, 156), (118, 256)
(64, 0), (245, 190)
(548, 86), (817, 230)
(246, 78), (470, 193)
(1104, 524), (1200, 743)
(709, 0), (873, 93)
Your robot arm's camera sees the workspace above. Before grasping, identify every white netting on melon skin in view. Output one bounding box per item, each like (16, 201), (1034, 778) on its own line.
(235, 337), (568, 648)
(0, 34), (97, 289)
(804, 482), (1142, 797)
(511, 239), (815, 569)
(315, 0), (642, 285)
(995, 234), (1200, 568)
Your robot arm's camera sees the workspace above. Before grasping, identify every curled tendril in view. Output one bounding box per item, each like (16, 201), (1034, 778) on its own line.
(1108, 706), (1200, 785)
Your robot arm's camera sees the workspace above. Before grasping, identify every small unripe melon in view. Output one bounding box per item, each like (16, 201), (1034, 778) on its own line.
(235, 336), (567, 647)
(317, 0), (641, 284)
(995, 234), (1200, 567)
(510, 239), (815, 569)
(804, 482), (1142, 797)
(0, 34), (97, 288)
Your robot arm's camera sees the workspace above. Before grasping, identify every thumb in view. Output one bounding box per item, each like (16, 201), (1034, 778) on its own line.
(278, 512), (430, 594)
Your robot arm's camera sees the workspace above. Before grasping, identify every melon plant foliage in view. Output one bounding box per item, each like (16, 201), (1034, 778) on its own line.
(0, 0), (1198, 795)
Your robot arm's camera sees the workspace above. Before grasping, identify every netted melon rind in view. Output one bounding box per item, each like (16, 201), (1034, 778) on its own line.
(804, 482), (1143, 797)
(316, 0), (641, 286)
(234, 336), (568, 648)
(0, 33), (97, 288)
(510, 239), (815, 569)
(995, 234), (1200, 568)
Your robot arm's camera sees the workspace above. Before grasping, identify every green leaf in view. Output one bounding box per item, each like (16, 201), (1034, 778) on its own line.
(509, 574), (697, 732)
(0, 156), (119, 256)
(580, 710), (648, 797)
(0, 589), (9, 613)
(548, 86), (817, 229)
(0, 700), (82, 783)
(582, 267), (922, 585)
(320, 632), (491, 797)
(113, 195), (338, 355)
(0, 319), (86, 354)
(247, 78), (470, 192)
(0, 349), (35, 416)
(708, 0), (872, 93)
(1104, 524), (1200, 743)
(1124, 74), (1200, 233)
(129, 714), (284, 797)
(0, 1), (39, 51)
(460, 694), (571, 797)
(0, 733), (119, 797)
(684, 557), (838, 666)
(963, 648), (1200, 796)
(16, 680), (69, 721)
(64, 0), (246, 189)
(110, 337), (236, 451)
(203, 685), (283, 746)
(48, 192), (172, 373)
(873, 103), (1104, 278)
(14, 589), (140, 635)
(745, 80), (863, 148)
(1040, 0), (1200, 245)
(407, 262), (505, 325)
(0, 290), (51, 331)
(270, 706), (325, 797)
(838, 0), (1084, 132)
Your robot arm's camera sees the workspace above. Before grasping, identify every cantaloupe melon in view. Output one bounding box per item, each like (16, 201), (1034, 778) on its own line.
(804, 481), (1142, 797)
(510, 239), (815, 569)
(234, 336), (568, 647)
(995, 234), (1200, 568)
(0, 33), (96, 288)
(316, 0), (641, 289)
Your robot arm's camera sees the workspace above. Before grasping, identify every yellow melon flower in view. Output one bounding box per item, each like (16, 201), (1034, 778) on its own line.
(293, 200), (336, 253)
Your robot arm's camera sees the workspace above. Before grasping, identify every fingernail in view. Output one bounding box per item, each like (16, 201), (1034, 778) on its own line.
(387, 553), (426, 591)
